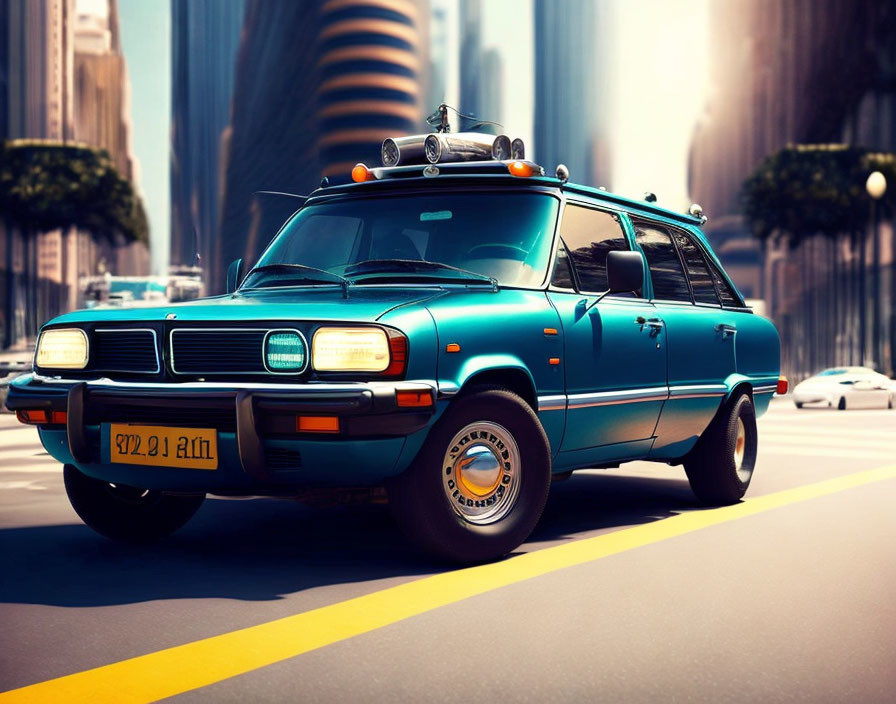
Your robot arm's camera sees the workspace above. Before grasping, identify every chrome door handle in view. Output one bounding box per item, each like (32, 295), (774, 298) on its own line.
(715, 323), (737, 337)
(635, 317), (664, 328)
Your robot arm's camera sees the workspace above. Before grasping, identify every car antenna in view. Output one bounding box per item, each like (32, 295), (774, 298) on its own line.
(253, 190), (308, 200)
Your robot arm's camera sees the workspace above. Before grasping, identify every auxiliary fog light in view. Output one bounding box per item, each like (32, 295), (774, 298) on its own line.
(35, 328), (89, 369)
(264, 331), (307, 373)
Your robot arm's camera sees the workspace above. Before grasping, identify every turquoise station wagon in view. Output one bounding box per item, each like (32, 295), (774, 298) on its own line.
(7, 129), (783, 562)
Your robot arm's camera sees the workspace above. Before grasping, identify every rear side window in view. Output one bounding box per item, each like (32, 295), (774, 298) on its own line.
(558, 205), (629, 292)
(633, 223), (691, 302)
(671, 229), (718, 305)
(706, 259), (741, 307)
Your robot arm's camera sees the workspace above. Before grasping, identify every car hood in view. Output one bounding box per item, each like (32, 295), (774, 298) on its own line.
(48, 286), (446, 326)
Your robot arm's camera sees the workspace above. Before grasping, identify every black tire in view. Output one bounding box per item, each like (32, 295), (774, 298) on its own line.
(794, 402), (803, 409)
(838, 396), (847, 411)
(64, 464), (205, 543)
(684, 392), (757, 505)
(388, 387), (551, 563)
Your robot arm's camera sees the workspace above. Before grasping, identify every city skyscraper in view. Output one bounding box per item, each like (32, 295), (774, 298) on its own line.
(217, 0), (426, 294)
(533, 0), (611, 187)
(74, 0), (148, 278)
(169, 0), (245, 272)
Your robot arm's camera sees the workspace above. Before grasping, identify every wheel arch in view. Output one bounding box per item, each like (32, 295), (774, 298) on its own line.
(459, 366), (538, 410)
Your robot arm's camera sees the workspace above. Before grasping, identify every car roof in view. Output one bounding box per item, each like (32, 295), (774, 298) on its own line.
(307, 163), (705, 231)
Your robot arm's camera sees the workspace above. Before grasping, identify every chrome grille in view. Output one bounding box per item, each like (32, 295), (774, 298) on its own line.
(92, 329), (159, 373)
(170, 328), (267, 374)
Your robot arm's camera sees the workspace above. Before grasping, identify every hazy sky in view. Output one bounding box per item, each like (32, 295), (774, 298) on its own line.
(117, 0), (171, 275)
(113, 0), (708, 273)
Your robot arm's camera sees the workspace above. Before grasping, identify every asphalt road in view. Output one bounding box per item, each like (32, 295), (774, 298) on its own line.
(1, 398), (895, 702)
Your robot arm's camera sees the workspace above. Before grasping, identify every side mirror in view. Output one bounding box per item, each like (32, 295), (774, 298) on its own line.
(606, 250), (645, 294)
(226, 258), (243, 294)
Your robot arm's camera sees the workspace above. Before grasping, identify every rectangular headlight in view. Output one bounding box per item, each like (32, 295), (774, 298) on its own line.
(36, 328), (89, 369)
(312, 327), (390, 372)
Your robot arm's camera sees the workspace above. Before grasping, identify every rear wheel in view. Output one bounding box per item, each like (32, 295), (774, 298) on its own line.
(838, 397), (847, 410)
(794, 401), (803, 409)
(388, 387), (551, 563)
(684, 392), (757, 505)
(64, 464), (205, 543)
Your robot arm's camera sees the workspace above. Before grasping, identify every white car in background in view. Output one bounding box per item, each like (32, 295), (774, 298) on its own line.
(792, 367), (896, 410)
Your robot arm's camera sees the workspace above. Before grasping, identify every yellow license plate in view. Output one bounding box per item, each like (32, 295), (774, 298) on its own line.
(110, 424), (218, 470)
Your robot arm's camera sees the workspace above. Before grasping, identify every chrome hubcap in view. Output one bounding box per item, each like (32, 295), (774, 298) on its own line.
(442, 421), (521, 525)
(733, 416), (750, 482)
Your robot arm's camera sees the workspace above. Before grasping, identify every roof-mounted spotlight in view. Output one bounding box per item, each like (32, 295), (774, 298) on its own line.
(492, 135), (512, 160)
(644, 192), (657, 203)
(555, 164), (569, 182)
(511, 138), (525, 160)
(381, 136), (428, 167)
(688, 203), (708, 224)
(423, 132), (514, 164)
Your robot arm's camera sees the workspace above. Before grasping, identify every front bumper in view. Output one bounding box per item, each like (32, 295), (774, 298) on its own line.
(7, 374), (439, 489)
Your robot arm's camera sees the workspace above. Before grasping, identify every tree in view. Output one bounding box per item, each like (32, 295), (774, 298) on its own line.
(0, 140), (148, 243)
(742, 145), (896, 374)
(0, 140), (148, 348)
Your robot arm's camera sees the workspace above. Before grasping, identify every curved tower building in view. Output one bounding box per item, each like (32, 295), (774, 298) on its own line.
(317, 0), (426, 179)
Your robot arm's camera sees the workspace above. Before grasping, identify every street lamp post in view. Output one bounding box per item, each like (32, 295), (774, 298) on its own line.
(866, 171), (887, 371)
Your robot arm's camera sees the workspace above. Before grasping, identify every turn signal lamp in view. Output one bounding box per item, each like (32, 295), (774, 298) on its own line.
(16, 410), (67, 425)
(396, 390), (433, 408)
(351, 163), (376, 182)
(35, 328), (89, 369)
(296, 416), (340, 433)
(508, 161), (535, 178)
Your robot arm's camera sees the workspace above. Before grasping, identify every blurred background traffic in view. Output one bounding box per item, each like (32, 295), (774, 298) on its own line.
(1, 0), (894, 385)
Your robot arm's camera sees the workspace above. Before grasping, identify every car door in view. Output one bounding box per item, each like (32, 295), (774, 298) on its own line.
(547, 203), (667, 460)
(631, 220), (737, 459)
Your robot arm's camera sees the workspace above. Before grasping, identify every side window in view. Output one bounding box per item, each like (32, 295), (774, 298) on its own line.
(559, 205), (629, 292)
(550, 241), (575, 289)
(706, 259), (740, 307)
(671, 229), (718, 305)
(633, 222), (691, 302)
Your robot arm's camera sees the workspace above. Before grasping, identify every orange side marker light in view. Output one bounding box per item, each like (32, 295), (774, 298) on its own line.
(543, 328), (558, 336)
(549, 358), (561, 366)
(396, 390), (434, 408)
(508, 161), (535, 178)
(445, 343), (461, 353)
(296, 416), (340, 433)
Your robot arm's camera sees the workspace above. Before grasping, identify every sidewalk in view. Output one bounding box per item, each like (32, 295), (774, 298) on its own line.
(0, 340), (34, 367)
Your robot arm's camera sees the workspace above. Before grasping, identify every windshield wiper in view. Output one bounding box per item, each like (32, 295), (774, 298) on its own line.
(345, 259), (497, 288)
(241, 263), (351, 296)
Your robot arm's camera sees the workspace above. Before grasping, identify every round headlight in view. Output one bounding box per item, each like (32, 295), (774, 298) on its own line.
(264, 330), (307, 373)
(36, 328), (89, 369)
(511, 138), (525, 160)
(492, 135), (511, 160)
(382, 138), (400, 166)
(424, 134), (442, 164)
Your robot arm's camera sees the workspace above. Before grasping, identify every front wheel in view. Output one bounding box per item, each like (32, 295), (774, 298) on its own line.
(684, 392), (758, 505)
(388, 387), (551, 563)
(64, 464), (205, 543)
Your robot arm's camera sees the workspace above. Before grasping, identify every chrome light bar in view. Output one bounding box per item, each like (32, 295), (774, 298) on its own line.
(382, 132), (526, 166)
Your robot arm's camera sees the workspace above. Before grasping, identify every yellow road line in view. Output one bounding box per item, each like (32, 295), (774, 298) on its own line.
(4, 464), (896, 704)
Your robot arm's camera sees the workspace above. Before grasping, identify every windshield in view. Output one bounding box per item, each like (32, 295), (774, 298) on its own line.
(247, 192), (559, 288)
